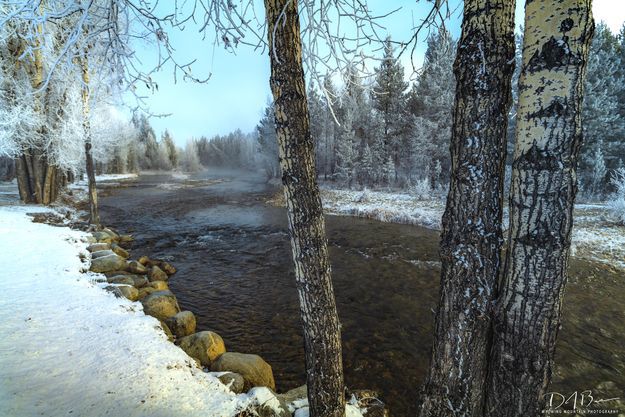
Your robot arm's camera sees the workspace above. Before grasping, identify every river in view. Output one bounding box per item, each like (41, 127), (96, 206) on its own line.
(99, 170), (625, 417)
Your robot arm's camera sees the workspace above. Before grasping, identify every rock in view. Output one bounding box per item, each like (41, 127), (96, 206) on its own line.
(211, 352), (275, 391)
(131, 275), (149, 288)
(217, 372), (245, 394)
(104, 285), (138, 301)
(161, 262), (177, 275)
(277, 385), (307, 406)
(248, 387), (290, 417)
(141, 290), (180, 321)
(90, 254), (127, 273)
(126, 260), (148, 274)
(147, 280), (168, 291)
(159, 320), (174, 342)
(92, 230), (118, 244)
(102, 227), (119, 239)
(178, 331), (226, 366)
(91, 249), (116, 259)
(87, 243), (110, 252)
(118, 285), (139, 301)
(165, 311), (196, 338)
(149, 265), (169, 282)
(118, 234), (134, 244)
(138, 287), (158, 300)
(103, 270), (133, 278)
(110, 243), (129, 259)
(138, 255), (151, 265)
(107, 276), (135, 286)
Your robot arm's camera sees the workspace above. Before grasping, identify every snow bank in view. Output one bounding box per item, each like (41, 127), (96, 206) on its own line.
(0, 202), (368, 417)
(0, 205), (253, 417)
(319, 187), (625, 270)
(320, 187), (444, 230)
(68, 173), (138, 193)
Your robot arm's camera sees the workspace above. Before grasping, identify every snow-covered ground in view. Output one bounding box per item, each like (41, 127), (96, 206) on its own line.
(0, 179), (366, 417)
(68, 173), (138, 192)
(320, 187), (445, 230)
(318, 187), (625, 270)
(0, 205), (250, 417)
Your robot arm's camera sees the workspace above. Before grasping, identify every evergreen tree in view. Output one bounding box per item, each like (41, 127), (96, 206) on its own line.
(372, 38), (408, 177)
(406, 28), (456, 186)
(256, 102), (280, 179)
(162, 130), (178, 169)
(320, 76), (339, 179)
(580, 23), (624, 197)
(335, 107), (356, 186)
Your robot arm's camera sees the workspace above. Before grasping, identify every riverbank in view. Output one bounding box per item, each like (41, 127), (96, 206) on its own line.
(0, 176), (372, 417)
(304, 186), (625, 271)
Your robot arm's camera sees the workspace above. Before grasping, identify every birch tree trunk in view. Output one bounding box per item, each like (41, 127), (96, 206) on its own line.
(79, 52), (100, 227)
(418, 1), (515, 416)
(485, 1), (594, 416)
(264, 1), (345, 417)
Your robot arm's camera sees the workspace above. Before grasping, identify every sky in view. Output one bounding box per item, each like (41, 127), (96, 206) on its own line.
(131, 0), (625, 147)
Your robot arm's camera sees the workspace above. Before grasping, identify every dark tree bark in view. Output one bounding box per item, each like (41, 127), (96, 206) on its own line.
(80, 52), (100, 227)
(419, 1), (516, 416)
(264, 1), (345, 417)
(485, 1), (594, 416)
(15, 150), (62, 204)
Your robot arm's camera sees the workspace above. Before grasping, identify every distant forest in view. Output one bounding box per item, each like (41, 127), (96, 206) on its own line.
(2, 24), (623, 201)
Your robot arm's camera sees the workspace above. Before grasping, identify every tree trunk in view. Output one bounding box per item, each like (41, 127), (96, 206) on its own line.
(418, 1), (515, 416)
(264, 1), (345, 417)
(79, 52), (100, 227)
(15, 150), (61, 205)
(485, 1), (594, 416)
(13, 5), (63, 205)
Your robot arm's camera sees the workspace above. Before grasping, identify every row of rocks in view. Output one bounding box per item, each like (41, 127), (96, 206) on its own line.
(85, 226), (312, 417)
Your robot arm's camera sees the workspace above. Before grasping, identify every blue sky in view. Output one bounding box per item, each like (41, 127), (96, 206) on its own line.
(131, 0), (625, 146)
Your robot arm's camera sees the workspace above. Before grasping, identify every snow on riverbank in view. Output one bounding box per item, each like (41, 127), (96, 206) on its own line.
(320, 187), (445, 230)
(0, 190), (367, 417)
(318, 187), (625, 269)
(0, 179), (370, 416)
(0, 205), (266, 417)
(69, 173), (138, 192)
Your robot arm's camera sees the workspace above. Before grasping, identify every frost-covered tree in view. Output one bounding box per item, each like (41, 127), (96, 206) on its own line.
(179, 140), (202, 172)
(335, 108), (357, 186)
(256, 103), (280, 179)
(406, 28), (456, 186)
(372, 38), (408, 177)
(162, 130), (178, 169)
(580, 23), (623, 198)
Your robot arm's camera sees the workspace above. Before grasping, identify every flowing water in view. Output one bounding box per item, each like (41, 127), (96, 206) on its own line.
(99, 170), (625, 417)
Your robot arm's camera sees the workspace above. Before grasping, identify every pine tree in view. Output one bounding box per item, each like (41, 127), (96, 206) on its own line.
(358, 144), (375, 185)
(372, 38), (408, 178)
(335, 109), (356, 186)
(407, 28), (456, 187)
(256, 102), (280, 179)
(580, 23), (623, 197)
(307, 85), (326, 177)
(162, 130), (178, 169)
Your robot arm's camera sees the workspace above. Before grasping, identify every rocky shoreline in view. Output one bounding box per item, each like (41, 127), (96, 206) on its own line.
(83, 227), (385, 417)
(33, 177), (387, 417)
